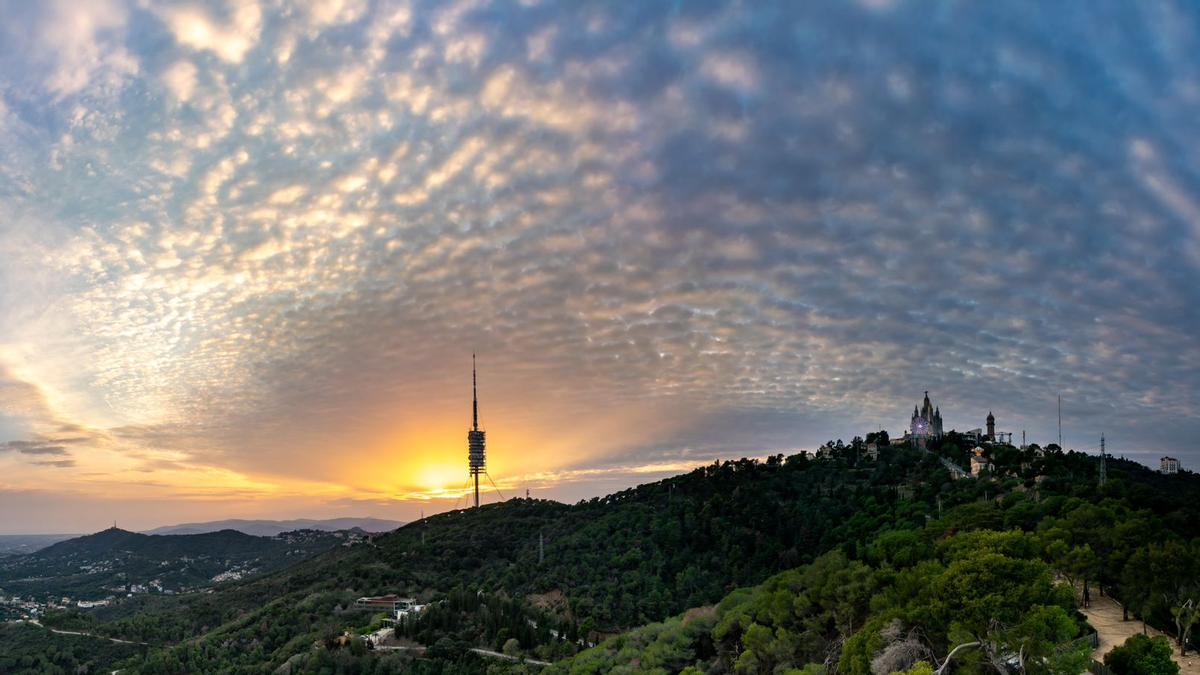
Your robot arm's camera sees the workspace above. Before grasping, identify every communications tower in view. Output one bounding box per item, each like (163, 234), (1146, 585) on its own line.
(468, 354), (486, 508)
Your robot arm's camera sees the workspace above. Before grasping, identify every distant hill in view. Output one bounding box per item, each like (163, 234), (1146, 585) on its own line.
(143, 517), (404, 537)
(0, 526), (355, 598)
(33, 527), (275, 560)
(0, 534), (80, 557)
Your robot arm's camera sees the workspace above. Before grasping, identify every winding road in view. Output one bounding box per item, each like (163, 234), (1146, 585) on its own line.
(26, 619), (150, 646)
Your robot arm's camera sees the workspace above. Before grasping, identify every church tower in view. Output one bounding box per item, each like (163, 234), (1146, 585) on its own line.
(986, 411), (995, 441)
(910, 391), (944, 442)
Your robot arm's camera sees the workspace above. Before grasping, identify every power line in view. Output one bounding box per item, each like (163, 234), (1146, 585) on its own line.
(452, 476), (472, 512)
(485, 471), (506, 501)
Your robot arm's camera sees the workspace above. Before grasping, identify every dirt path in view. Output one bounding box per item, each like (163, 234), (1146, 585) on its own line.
(470, 647), (551, 667)
(1078, 592), (1200, 675)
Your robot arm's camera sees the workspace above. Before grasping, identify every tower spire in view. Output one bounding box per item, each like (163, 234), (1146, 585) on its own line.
(1099, 434), (1107, 487)
(467, 354), (487, 508)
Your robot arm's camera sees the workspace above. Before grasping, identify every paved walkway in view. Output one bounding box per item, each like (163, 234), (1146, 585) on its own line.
(372, 643), (550, 667)
(1078, 591), (1199, 675)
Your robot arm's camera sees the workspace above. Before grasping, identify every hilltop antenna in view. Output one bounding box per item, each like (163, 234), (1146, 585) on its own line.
(1099, 434), (1107, 487)
(1058, 395), (1063, 449)
(467, 354), (487, 508)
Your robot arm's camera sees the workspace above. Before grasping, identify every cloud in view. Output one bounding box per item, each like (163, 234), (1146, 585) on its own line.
(298, 0), (368, 31)
(40, 0), (138, 97)
(32, 459), (76, 468)
(157, 1), (262, 64)
(0, 440), (69, 456)
(0, 0), (1198, 531)
(161, 60), (199, 102)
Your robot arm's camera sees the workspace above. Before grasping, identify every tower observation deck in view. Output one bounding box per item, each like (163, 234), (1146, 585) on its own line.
(468, 354), (486, 508)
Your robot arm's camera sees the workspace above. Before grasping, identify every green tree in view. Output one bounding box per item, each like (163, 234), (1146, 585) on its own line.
(1104, 634), (1179, 675)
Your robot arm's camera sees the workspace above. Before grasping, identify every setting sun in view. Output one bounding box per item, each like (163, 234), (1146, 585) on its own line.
(413, 463), (467, 495)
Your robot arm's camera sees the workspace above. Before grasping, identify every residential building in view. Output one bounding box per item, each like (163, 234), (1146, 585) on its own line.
(970, 447), (991, 477)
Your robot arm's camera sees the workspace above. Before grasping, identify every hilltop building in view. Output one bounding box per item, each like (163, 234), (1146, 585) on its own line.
(983, 411), (1014, 445)
(355, 595), (425, 620)
(1160, 456), (1180, 475)
(899, 393), (1011, 448)
(970, 447), (991, 477)
(910, 391), (944, 443)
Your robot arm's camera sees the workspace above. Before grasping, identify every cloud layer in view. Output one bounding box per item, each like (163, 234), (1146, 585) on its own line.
(0, 0), (1198, 530)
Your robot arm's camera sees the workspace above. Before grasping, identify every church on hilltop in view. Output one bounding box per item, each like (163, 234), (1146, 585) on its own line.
(910, 391), (944, 441)
(901, 391), (1003, 447)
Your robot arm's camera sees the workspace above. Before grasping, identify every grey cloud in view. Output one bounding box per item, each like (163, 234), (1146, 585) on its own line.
(0, 0), (1196, 503)
(32, 459), (76, 468)
(0, 440), (69, 456)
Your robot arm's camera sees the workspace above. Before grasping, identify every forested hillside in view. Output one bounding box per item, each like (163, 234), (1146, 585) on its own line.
(90, 445), (951, 672)
(5, 438), (1198, 674)
(0, 622), (145, 674)
(550, 440), (1200, 674)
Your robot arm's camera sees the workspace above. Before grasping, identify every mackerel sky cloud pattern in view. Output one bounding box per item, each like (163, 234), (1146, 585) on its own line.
(0, 0), (1198, 530)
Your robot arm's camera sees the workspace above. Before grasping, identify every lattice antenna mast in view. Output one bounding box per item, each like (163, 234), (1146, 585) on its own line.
(1099, 434), (1107, 487)
(1058, 395), (1063, 449)
(467, 354), (487, 508)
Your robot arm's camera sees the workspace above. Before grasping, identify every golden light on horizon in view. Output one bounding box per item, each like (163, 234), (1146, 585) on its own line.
(414, 462), (465, 493)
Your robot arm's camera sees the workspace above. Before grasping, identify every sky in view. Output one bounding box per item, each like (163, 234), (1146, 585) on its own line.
(0, 0), (1198, 533)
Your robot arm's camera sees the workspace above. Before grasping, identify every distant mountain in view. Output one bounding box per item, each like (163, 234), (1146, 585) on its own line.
(33, 527), (274, 560)
(143, 517), (404, 537)
(0, 534), (80, 557)
(0, 526), (354, 598)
